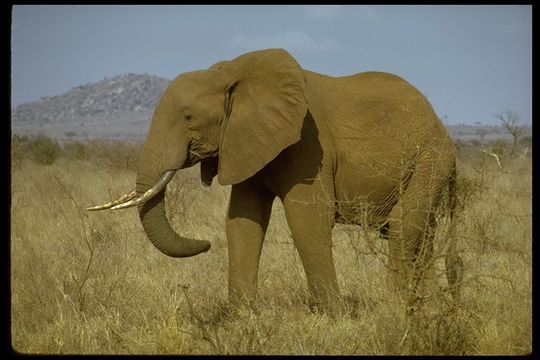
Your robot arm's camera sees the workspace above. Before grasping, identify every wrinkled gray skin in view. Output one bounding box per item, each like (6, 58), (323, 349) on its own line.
(91, 48), (462, 311)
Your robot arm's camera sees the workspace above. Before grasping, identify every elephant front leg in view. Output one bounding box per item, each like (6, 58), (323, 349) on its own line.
(283, 189), (340, 313)
(226, 182), (274, 306)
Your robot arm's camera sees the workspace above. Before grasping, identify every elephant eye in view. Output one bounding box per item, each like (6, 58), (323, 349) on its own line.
(184, 113), (192, 122)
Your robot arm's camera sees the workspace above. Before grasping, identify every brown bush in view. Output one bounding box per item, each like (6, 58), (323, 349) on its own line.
(10, 139), (531, 355)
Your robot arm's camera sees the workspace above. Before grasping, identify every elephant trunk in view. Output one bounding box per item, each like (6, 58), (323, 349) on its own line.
(136, 171), (211, 258)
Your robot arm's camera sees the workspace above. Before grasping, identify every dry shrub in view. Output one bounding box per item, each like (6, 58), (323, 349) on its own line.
(12, 134), (141, 170)
(63, 139), (141, 170)
(12, 134), (61, 165)
(10, 140), (531, 354)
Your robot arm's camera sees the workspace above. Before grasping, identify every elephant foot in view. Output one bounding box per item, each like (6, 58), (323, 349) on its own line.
(307, 299), (339, 316)
(445, 253), (464, 302)
(341, 294), (370, 319)
(227, 288), (260, 313)
(385, 266), (429, 316)
(306, 291), (345, 317)
(386, 267), (408, 294)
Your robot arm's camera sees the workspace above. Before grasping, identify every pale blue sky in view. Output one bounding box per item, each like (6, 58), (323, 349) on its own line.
(11, 5), (532, 125)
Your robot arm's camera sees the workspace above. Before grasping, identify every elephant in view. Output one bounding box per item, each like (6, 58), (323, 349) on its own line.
(88, 48), (462, 311)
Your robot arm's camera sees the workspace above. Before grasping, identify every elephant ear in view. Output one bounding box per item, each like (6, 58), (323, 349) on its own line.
(197, 60), (230, 187)
(217, 48), (308, 185)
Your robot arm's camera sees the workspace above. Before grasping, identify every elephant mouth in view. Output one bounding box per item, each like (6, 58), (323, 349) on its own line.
(188, 149), (205, 164)
(86, 170), (176, 211)
(87, 141), (218, 212)
(185, 137), (218, 167)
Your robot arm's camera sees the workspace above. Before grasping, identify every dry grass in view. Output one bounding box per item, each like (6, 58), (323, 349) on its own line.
(10, 138), (531, 355)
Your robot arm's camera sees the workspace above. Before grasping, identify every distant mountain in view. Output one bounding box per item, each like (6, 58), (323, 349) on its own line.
(12, 73), (171, 140)
(11, 73), (529, 143)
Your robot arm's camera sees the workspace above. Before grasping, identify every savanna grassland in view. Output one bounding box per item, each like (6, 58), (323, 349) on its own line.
(10, 135), (531, 355)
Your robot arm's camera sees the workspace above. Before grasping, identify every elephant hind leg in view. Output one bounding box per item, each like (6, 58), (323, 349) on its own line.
(386, 202), (436, 302)
(386, 160), (450, 306)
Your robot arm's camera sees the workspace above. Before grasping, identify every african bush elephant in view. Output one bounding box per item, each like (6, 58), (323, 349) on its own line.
(88, 48), (462, 311)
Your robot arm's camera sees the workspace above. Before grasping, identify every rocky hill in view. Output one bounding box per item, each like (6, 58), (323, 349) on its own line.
(11, 73), (529, 144)
(12, 73), (171, 140)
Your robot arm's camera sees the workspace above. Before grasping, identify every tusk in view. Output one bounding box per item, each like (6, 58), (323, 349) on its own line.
(86, 189), (137, 211)
(110, 170), (175, 210)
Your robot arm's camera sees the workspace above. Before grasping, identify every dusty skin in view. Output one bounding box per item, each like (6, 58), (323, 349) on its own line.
(88, 48), (461, 312)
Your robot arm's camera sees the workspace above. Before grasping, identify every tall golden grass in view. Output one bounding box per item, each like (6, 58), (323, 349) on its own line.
(10, 136), (531, 354)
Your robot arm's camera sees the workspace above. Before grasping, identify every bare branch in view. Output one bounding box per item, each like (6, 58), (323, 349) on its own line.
(494, 110), (525, 156)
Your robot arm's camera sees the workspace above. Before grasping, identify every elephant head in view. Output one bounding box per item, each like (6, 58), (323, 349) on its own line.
(88, 49), (308, 258)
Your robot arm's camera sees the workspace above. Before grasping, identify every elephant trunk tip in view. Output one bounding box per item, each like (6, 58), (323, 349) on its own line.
(177, 238), (211, 258)
(152, 233), (212, 259)
(136, 167), (213, 258)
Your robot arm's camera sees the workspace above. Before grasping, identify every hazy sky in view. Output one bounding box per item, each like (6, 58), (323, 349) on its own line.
(11, 5), (531, 125)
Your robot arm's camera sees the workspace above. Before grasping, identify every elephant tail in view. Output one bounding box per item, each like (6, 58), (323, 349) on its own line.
(445, 162), (463, 298)
(446, 163), (459, 261)
(447, 162), (458, 223)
